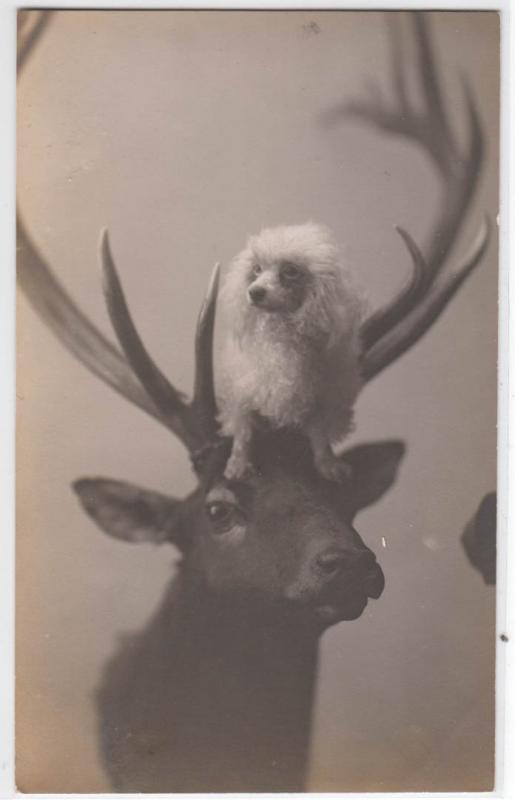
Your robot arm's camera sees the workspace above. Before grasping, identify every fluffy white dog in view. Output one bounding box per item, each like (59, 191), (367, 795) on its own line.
(218, 222), (365, 481)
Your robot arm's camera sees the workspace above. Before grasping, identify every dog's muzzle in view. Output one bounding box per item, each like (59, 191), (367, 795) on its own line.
(248, 285), (267, 305)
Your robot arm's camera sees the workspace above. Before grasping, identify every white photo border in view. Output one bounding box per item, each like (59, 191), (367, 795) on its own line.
(1, 2), (512, 799)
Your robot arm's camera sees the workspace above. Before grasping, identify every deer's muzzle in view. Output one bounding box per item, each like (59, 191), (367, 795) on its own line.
(314, 550), (385, 624)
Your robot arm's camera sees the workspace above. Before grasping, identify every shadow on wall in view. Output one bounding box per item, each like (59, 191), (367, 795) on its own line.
(461, 492), (496, 586)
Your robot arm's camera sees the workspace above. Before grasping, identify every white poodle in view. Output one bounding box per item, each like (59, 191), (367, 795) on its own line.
(218, 222), (365, 481)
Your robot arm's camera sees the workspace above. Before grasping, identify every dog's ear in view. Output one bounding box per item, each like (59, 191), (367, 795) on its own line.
(302, 264), (364, 348)
(302, 268), (338, 340)
(340, 440), (406, 514)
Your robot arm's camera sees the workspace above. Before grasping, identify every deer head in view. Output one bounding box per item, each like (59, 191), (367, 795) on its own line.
(74, 434), (405, 627)
(17, 12), (489, 631)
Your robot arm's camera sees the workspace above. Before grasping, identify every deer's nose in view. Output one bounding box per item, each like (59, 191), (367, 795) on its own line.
(248, 285), (267, 304)
(316, 547), (376, 575)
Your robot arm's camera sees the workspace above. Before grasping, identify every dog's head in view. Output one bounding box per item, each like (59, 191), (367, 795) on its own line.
(242, 222), (339, 313)
(222, 223), (364, 344)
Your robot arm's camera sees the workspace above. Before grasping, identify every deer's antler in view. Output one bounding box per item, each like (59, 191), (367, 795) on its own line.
(101, 231), (220, 449)
(18, 215), (220, 453)
(17, 216), (165, 427)
(17, 9), (55, 72)
(17, 11), (490, 456)
(328, 12), (489, 381)
(17, 11), (220, 456)
(362, 219), (490, 381)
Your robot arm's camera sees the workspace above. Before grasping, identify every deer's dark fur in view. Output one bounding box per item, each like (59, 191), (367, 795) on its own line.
(98, 580), (318, 792)
(77, 431), (404, 791)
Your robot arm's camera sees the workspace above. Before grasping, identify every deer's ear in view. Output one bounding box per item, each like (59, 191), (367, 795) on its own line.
(341, 440), (406, 513)
(72, 478), (188, 549)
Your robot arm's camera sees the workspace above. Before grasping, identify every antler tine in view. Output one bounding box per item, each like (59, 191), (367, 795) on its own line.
(17, 10), (55, 73)
(192, 263), (221, 440)
(17, 214), (165, 426)
(16, 8), (221, 460)
(361, 217), (490, 381)
(388, 16), (409, 116)
(413, 11), (456, 162)
(341, 12), (488, 366)
(461, 71), (484, 169)
(100, 231), (200, 450)
(17, 13), (187, 437)
(360, 227), (427, 351)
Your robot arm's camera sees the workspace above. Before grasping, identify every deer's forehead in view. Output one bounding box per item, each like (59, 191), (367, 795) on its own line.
(253, 472), (339, 519)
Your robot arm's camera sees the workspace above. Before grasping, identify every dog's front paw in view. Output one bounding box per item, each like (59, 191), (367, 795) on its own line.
(224, 451), (254, 481)
(314, 453), (352, 483)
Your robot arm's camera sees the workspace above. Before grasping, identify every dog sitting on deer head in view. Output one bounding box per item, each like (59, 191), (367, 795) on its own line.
(219, 222), (365, 481)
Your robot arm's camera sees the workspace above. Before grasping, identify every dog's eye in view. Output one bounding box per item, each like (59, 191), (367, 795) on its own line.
(252, 263), (262, 277)
(281, 262), (301, 281)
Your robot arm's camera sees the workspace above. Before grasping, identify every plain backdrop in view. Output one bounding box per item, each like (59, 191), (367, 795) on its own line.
(16, 9), (498, 792)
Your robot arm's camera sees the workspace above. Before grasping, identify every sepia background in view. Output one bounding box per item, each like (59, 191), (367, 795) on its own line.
(17, 10), (498, 792)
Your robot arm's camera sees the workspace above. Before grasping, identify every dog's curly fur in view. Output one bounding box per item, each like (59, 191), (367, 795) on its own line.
(219, 222), (365, 480)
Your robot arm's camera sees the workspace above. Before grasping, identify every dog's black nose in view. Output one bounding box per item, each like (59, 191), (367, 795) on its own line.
(248, 285), (266, 304)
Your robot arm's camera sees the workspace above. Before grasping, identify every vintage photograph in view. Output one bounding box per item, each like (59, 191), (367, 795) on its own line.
(16, 9), (498, 793)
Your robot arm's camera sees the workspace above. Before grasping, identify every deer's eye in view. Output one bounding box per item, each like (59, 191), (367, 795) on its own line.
(280, 262), (302, 282)
(205, 501), (240, 533)
(205, 485), (246, 535)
